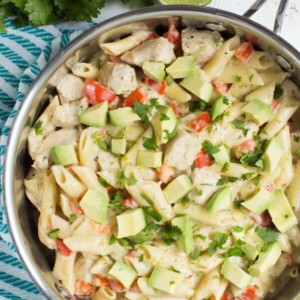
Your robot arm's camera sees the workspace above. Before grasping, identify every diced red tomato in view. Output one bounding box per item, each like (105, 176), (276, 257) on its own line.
(75, 279), (93, 296)
(189, 112), (212, 133)
(145, 78), (167, 95)
(56, 239), (72, 256)
(70, 197), (83, 216)
(83, 78), (116, 105)
(212, 81), (228, 94)
(221, 293), (229, 300)
(250, 210), (274, 228)
(142, 32), (159, 43)
(122, 198), (137, 208)
(108, 279), (124, 293)
(156, 164), (175, 184)
(232, 139), (257, 159)
(195, 150), (212, 169)
(167, 24), (181, 52)
(93, 275), (109, 287)
(241, 286), (256, 300)
(108, 55), (122, 63)
(235, 41), (254, 63)
(271, 100), (280, 111)
(93, 222), (112, 234)
(127, 251), (137, 258)
(123, 86), (145, 107)
(169, 103), (179, 118)
(129, 280), (141, 293)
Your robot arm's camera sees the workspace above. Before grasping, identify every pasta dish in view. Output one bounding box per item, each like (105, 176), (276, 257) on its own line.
(24, 24), (300, 299)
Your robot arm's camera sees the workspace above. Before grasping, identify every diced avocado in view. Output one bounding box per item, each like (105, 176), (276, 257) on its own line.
(242, 99), (274, 126)
(249, 242), (281, 276)
(142, 61), (165, 82)
(51, 144), (78, 166)
(117, 208), (146, 238)
(205, 187), (232, 212)
(180, 69), (213, 102)
(111, 138), (126, 155)
(78, 101), (108, 127)
(171, 215), (193, 254)
(241, 243), (259, 261)
(212, 145), (229, 165)
(163, 174), (193, 204)
(151, 106), (177, 145)
(261, 138), (284, 173)
(108, 261), (137, 289)
(232, 229), (246, 243)
(166, 55), (197, 79)
(148, 266), (185, 294)
(106, 125), (124, 138)
(241, 188), (273, 215)
(165, 81), (192, 103)
(221, 259), (252, 289)
(136, 150), (162, 168)
(80, 189), (109, 223)
(124, 125), (146, 141)
(211, 96), (231, 121)
(109, 107), (140, 126)
(268, 189), (298, 233)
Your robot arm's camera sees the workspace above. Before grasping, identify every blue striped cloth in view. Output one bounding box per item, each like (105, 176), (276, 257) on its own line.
(0, 18), (94, 299)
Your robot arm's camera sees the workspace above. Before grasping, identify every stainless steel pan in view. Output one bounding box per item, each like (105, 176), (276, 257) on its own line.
(3, 4), (300, 300)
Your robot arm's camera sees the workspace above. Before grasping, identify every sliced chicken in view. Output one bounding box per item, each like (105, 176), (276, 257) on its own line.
(56, 74), (84, 102)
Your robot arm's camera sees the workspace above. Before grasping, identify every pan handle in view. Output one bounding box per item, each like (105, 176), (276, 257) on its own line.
(242, 0), (290, 35)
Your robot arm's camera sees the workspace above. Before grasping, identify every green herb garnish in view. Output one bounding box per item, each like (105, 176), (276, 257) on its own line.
(202, 140), (220, 156)
(189, 246), (201, 260)
(207, 232), (228, 256)
(33, 120), (43, 135)
(161, 222), (182, 245)
(274, 85), (283, 100)
(255, 226), (279, 243)
(47, 228), (59, 239)
(143, 137), (157, 150)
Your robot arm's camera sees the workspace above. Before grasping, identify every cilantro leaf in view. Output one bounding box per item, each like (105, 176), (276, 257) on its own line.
(255, 226), (279, 243)
(127, 222), (159, 244)
(143, 137), (157, 150)
(47, 228), (59, 239)
(142, 206), (162, 222)
(160, 112), (170, 121)
(274, 85), (283, 100)
(161, 222), (182, 245)
(24, 0), (52, 26)
(141, 193), (154, 205)
(110, 191), (123, 210)
(233, 198), (244, 208)
(232, 119), (249, 136)
(93, 132), (109, 151)
(221, 246), (244, 258)
(133, 98), (159, 123)
(232, 225), (243, 232)
(234, 75), (242, 83)
(202, 140), (220, 156)
(118, 170), (137, 188)
(189, 246), (201, 260)
(189, 100), (209, 112)
(33, 120), (43, 135)
(207, 232), (228, 256)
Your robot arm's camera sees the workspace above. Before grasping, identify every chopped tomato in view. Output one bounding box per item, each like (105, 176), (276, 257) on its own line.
(250, 210), (274, 228)
(167, 24), (181, 52)
(108, 55), (122, 63)
(169, 103), (179, 118)
(75, 279), (93, 296)
(145, 78), (167, 95)
(83, 78), (116, 105)
(93, 275), (109, 287)
(221, 293), (229, 300)
(142, 32), (159, 42)
(70, 198), (83, 216)
(108, 279), (124, 293)
(235, 41), (254, 63)
(123, 86), (145, 107)
(232, 139), (257, 159)
(212, 81), (228, 94)
(264, 181), (275, 193)
(271, 100), (280, 111)
(56, 239), (72, 256)
(129, 280), (141, 293)
(127, 251), (137, 258)
(195, 150), (212, 169)
(189, 112), (212, 133)
(93, 222), (112, 234)
(98, 128), (106, 137)
(241, 286), (256, 300)
(122, 198), (137, 208)
(156, 164), (175, 184)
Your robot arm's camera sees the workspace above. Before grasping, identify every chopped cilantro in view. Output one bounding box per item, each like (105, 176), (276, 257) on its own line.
(234, 75), (242, 83)
(293, 135), (300, 143)
(142, 206), (162, 222)
(93, 132), (109, 151)
(217, 176), (238, 186)
(118, 170), (137, 188)
(189, 100), (209, 112)
(161, 222), (182, 245)
(236, 239), (246, 245)
(109, 234), (118, 245)
(138, 255), (144, 262)
(207, 232), (228, 256)
(223, 97), (230, 105)
(255, 226), (279, 243)
(254, 175), (262, 186)
(70, 214), (77, 221)
(241, 173), (255, 181)
(194, 234), (206, 241)
(249, 74), (254, 82)
(165, 75), (173, 86)
(164, 128), (178, 140)
(143, 137), (157, 150)
(133, 98), (159, 123)
(189, 246), (201, 260)
(232, 119), (249, 136)
(47, 228), (59, 239)
(126, 177), (137, 185)
(233, 198), (245, 208)
(98, 177), (109, 187)
(110, 191), (123, 210)
(160, 112), (170, 121)
(33, 120), (43, 135)
(141, 193), (154, 205)
(202, 140), (220, 156)
(259, 242), (270, 253)
(221, 162), (230, 173)
(221, 246), (244, 258)
(170, 281), (175, 285)
(127, 222), (160, 244)
(232, 225), (244, 232)
(274, 85), (283, 100)
(240, 139), (267, 167)
(295, 148), (300, 157)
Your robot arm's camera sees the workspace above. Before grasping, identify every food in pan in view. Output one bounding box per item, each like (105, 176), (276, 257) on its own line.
(24, 24), (300, 299)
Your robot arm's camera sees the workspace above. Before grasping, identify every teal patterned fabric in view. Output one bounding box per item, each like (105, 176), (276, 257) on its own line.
(0, 18), (93, 299)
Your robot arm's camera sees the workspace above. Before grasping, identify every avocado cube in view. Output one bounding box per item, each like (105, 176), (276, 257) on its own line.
(151, 106), (177, 145)
(163, 174), (193, 204)
(124, 125), (146, 141)
(261, 138), (284, 173)
(221, 259), (252, 289)
(241, 243), (259, 261)
(148, 266), (185, 294)
(111, 138), (126, 155)
(108, 261), (137, 289)
(205, 186), (232, 212)
(80, 189), (109, 223)
(249, 242), (281, 276)
(242, 99), (274, 126)
(142, 61), (166, 82)
(171, 215), (193, 254)
(117, 208), (146, 238)
(180, 69), (213, 102)
(241, 188), (273, 215)
(268, 189), (298, 233)
(212, 145), (229, 165)
(51, 144), (78, 166)
(165, 81), (192, 103)
(78, 101), (108, 127)
(109, 107), (140, 126)
(211, 96), (231, 121)
(136, 150), (162, 168)
(166, 55), (197, 79)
